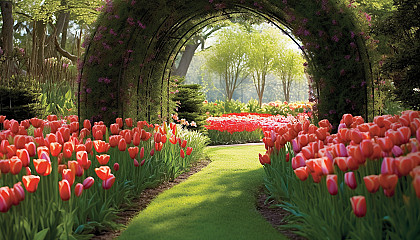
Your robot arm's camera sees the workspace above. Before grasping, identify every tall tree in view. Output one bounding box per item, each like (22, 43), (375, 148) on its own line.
(378, 0), (420, 110)
(1, 0), (14, 79)
(246, 28), (280, 107)
(204, 24), (249, 101)
(274, 48), (305, 102)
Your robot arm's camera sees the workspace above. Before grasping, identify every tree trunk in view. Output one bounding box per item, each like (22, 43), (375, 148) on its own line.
(1, 1), (14, 80)
(61, 12), (70, 49)
(34, 21), (46, 76)
(172, 43), (200, 77)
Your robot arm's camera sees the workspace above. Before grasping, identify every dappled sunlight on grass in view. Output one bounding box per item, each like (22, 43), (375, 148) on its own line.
(118, 145), (286, 240)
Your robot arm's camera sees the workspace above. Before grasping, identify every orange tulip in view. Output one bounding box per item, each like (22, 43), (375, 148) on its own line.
(59, 179), (71, 201)
(350, 196), (366, 217)
(50, 142), (62, 157)
(33, 158), (52, 176)
(294, 166), (309, 181)
(363, 175), (380, 193)
(95, 166), (111, 180)
(96, 154), (110, 165)
(22, 175), (40, 193)
(93, 140), (108, 153)
(379, 174), (398, 190)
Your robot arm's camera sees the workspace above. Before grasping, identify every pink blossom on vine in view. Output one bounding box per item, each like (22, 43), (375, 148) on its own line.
(302, 18), (308, 24)
(304, 30), (310, 36)
(332, 19), (337, 25)
(110, 29), (117, 36)
(101, 107), (107, 111)
(115, 15), (120, 19)
(102, 42), (111, 50)
(332, 35), (339, 42)
(282, 0), (287, 4)
(118, 40), (124, 45)
(86, 88), (92, 94)
(93, 33), (103, 41)
(209, 0), (213, 3)
(344, 55), (351, 60)
(350, 42), (356, 48)
(318, 30), (324, 37)
(131, 0), (136, 6)
(127, 17), (135, 26)
(137, 21), (146, 29)
(350, 31), (355, 38)
(340, 69), (346, 76)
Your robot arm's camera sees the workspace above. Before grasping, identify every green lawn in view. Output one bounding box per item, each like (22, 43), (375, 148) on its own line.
(118, 145), (286, 240)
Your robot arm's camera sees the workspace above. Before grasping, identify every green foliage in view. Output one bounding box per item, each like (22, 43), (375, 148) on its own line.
(377, 0), (420, 110)
(172, 82), (207, 131)
(0, 77), (41, 121)
(39, 80), (77, 118)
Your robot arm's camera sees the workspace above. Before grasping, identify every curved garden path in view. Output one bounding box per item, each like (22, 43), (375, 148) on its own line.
(118, 144), (286, 240)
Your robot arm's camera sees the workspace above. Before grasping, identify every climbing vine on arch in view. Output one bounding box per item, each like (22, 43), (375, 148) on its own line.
(79, 0), (373, 127)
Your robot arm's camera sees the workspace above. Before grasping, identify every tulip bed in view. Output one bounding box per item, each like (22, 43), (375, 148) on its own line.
(205, 113), (306, 145)
(0, 115), (208, 239)
(260, 111), (420, 239)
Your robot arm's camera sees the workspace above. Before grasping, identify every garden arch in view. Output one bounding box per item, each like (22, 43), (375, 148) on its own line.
(79, 0), (372, 127)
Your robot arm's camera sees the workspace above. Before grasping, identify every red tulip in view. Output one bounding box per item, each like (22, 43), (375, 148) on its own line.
(378, 136), (393, 152)
(350, 196), (366, 217)
(76, 151), (89, 169)
(10, 156), (22, 175)
(83, 119), (91, 130)
(334, 157), (348, 172)
(113, 162), (120, 171)
(75, 183), (84, 197)
(412, 174), (420, 198)
(95, 154), (110, 165)
(0, 160), (10, 174)
(141, 159), (146, 166)
(133, 159), (140, 167)
(334, 143), (348, 157)
(379, 174), (398, 190)
(118, 138), (127, 151)
(0, 187), (11, 212)
(133, 132), (141, 146)
(291, 153), (306, 170)
(360, 139), (373, 158)
(14, 135), (26, 149)
(345, 156), (359, 171)
(16, 149), (29, 168)
(59, 179), (71, 201)
(116, 118), (123, 129)
(33, 158), (52, 176)
(125, 118), (133, 128)
(92, 129), (103, 140)
(180, 149), (185, 159)
(0, 115), (5, 124)
(186, 147), (193, 156)
(347, 145), (365, 164)
(83, 177), (95, 189)
(345, 172), (357, 190)
(13, 182), (25, 202)
(0, 140), (10, 154)
(150, 149), (155, 156)
(259, 153), (271, 165)
(95, 166), (111, 180)
(62, 169), (75, 186)
(395, 156), (414, 176)
(140, 147), (145, 159)
(102, 174), (116, 189)
(128, 147), (139, 159)
(169, 135), (177, 144)
(381, 157), (395, 175)
(37, 146), (49, 158)
(22, 175), (40, 193)
(50, 142), (62, 157)
(181, 140), (187, 148)
(326, 174), (338, 195)
(155, 142), (163, 151)
(110, 123), (120, 135)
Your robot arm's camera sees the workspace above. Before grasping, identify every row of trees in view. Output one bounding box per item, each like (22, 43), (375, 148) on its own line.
(0, 0), (101, 80)
(200, 24), (305, 106)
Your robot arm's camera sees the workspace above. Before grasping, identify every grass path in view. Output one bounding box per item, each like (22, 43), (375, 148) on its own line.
(118, 145), (286, 240)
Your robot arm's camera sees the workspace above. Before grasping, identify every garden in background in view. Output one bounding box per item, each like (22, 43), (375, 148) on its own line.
(1, 0), (419, 239)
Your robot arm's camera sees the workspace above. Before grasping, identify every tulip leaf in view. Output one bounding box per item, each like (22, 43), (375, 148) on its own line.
(33, 228), (49, 240)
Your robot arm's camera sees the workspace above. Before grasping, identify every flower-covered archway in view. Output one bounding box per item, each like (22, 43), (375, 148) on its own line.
(79, 0), (372, 126)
